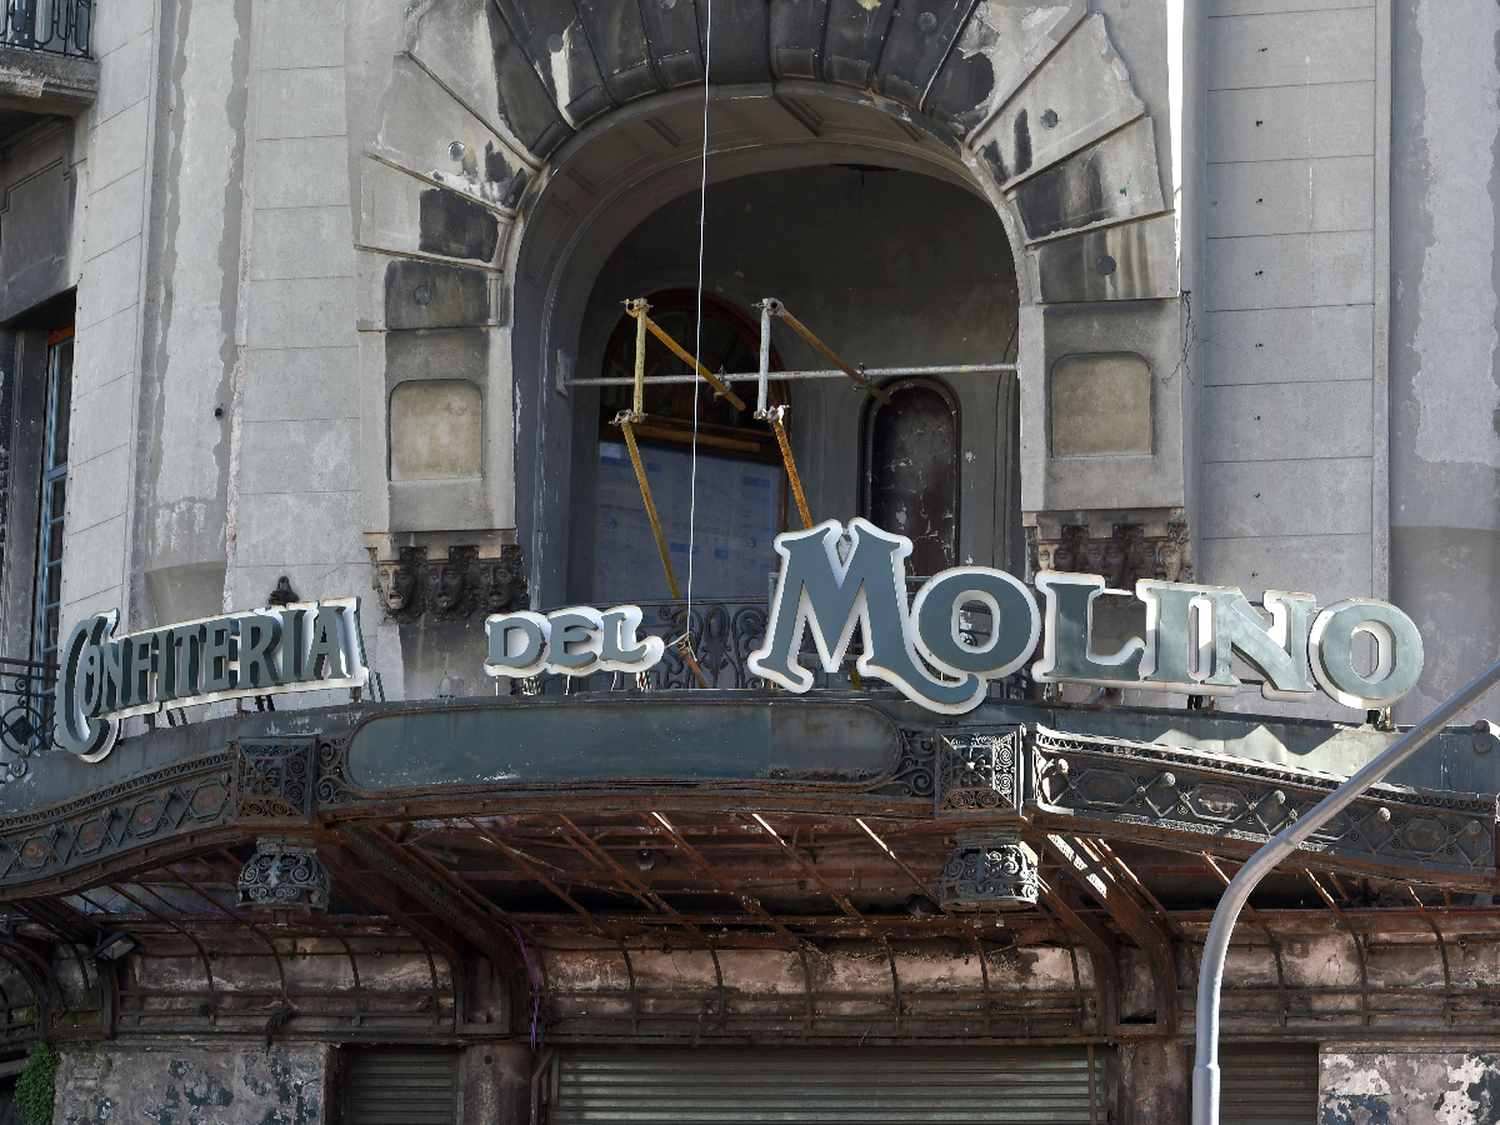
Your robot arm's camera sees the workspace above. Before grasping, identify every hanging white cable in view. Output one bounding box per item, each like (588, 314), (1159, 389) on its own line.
(687, 0), (711, 645)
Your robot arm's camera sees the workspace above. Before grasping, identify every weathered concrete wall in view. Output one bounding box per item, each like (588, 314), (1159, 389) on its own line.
(59, 0), (388, 697)
(136, 0), (247, 626)
(1320, 1045), (1500, 1125)
(1197, 0), (1388, 695)
(1388, 0), (1500, 724)
(55, 1042), (328, 1125)
(220, 0), (368, 647)
(61, 0), (161, 636)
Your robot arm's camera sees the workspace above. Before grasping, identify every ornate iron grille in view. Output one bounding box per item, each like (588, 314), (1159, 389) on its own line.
(0, 656), (55, 781)
(3, 0), (91, 57)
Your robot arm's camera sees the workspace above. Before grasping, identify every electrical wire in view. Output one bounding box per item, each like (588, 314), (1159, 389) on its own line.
(687, 0), (712, 651)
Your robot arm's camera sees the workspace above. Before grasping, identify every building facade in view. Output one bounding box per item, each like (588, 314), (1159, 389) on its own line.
(0, 0), (1497, 1120)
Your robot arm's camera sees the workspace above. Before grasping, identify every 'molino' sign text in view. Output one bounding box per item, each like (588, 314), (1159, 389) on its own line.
(488, 519), (1424, 716)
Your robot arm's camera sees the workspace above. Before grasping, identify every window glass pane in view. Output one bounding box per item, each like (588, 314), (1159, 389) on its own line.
(36, 332), (73, 666)
(595, 443), (781, 602)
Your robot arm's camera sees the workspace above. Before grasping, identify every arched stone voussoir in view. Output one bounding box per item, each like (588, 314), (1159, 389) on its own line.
(381, 0), (1173, 308)
(359, 55), (527, 269)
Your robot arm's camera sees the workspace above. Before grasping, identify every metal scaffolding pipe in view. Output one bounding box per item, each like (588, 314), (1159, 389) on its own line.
(1191, 655), (1500, 1125)
(566, 362), (1018, 389)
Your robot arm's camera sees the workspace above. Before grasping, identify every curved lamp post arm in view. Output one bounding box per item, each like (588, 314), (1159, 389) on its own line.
(1192, 655), (1500, 1125)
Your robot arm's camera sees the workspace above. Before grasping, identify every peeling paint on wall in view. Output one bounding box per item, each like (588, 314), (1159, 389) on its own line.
(55, 1044), (326, 1125)
(1321, 1048), (1500, 1125)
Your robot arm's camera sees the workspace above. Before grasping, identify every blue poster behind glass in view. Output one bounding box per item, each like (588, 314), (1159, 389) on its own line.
(595, 441), (782, 601)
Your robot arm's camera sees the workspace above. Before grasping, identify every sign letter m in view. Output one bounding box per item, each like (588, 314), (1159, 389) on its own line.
(748, 519), (981, 712)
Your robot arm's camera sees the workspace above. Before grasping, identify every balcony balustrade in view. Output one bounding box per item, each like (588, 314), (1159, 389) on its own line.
(2, 0), (90, 57)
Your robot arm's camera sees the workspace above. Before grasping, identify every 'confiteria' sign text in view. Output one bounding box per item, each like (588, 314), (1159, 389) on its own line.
(486, 519), (1424, 716)
(58, 599), (368, 759)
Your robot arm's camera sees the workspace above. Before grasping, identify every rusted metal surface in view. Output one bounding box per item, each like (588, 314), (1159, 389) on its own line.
(625, 299), (747, 411)
(0, 697), (1497, 1054)
(10, 802), (1500, 1048)
(759, 405), (812, 529)
(761, 299), (891, 404)
(3, 704), (1496, 904)
(1044, 835), (1177, 1034)
(613, 414), (682, 603)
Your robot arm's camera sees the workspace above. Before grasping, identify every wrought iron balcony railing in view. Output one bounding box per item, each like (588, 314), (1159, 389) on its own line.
(526, 596), (1035, 699)
(0, 656), (53, 782)
(2, 0), (90, 57)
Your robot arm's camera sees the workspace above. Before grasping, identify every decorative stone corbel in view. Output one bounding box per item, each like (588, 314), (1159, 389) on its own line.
(1026, 507), (1192, 586)
(365, 531), (529, 624)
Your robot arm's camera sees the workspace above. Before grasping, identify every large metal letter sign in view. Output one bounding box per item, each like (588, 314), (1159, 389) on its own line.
(482, 520), (1424, 716)
(484, 605), (665, 678)
(748, 519), (1039, 714)
(58, 598), (369, 760)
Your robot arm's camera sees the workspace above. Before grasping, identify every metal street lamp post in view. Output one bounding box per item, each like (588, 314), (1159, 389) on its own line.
(1192, 654), (1500, 1125)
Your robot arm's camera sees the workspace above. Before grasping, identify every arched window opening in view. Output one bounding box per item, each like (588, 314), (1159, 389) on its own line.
(862, 378), (960, 578)
(593, 292), (787, 602)
(557, 164), (1019, 609)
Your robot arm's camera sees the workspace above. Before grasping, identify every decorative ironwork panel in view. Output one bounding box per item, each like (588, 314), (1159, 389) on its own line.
(234, 741), (314, 821)
(0, 658), (55, 783)
(638, 601), (770, 690)
(1029, 725), (1498, 877)
(3, 0), (91, 57)
(938, 832), (1038, 910)
(314, 736), (358, 806)
(0, 752), (234, 886)
(869, 729), (937, 800)
(935, 727), (1024, 815)
(237, 837), (329, 912)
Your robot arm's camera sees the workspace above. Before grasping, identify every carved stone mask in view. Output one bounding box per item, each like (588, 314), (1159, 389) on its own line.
(487, 564), (515, 612)
(378, 562), (416, 611)
(436, 562), (467, 611)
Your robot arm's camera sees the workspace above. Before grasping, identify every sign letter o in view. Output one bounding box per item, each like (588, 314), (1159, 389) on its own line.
(912, 568), (1041, 681)
(80, 645), (104, 716)
(1309, 599), (1425, 709)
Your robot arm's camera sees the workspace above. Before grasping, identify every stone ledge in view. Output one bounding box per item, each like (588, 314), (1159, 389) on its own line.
(0, 44), (97, 113)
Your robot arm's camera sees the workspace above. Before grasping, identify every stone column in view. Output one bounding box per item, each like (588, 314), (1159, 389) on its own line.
(457, 1042), (533, 1125)
(1115, 1041), (1191, 1125)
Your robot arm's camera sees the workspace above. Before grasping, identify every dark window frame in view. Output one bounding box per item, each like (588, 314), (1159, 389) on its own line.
(32, 325), (70, 667)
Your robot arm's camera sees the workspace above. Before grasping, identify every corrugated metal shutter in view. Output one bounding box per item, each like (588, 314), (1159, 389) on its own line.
(1219, 1044), (1319, 1125)
(553, 1046), (1096, 1124)
(344, 1047), (457, 1125)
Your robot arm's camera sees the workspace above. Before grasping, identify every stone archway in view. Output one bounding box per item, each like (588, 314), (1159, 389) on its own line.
(353, 0), (1187, 677)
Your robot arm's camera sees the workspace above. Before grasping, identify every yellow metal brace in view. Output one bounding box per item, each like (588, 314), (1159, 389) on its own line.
(626, 299), (748, 411)
(613, 299), (710, 688)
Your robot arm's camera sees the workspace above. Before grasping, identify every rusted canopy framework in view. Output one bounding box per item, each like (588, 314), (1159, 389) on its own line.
(5, 777), (1500, 1052)
(0, 692), (1493, 1058)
